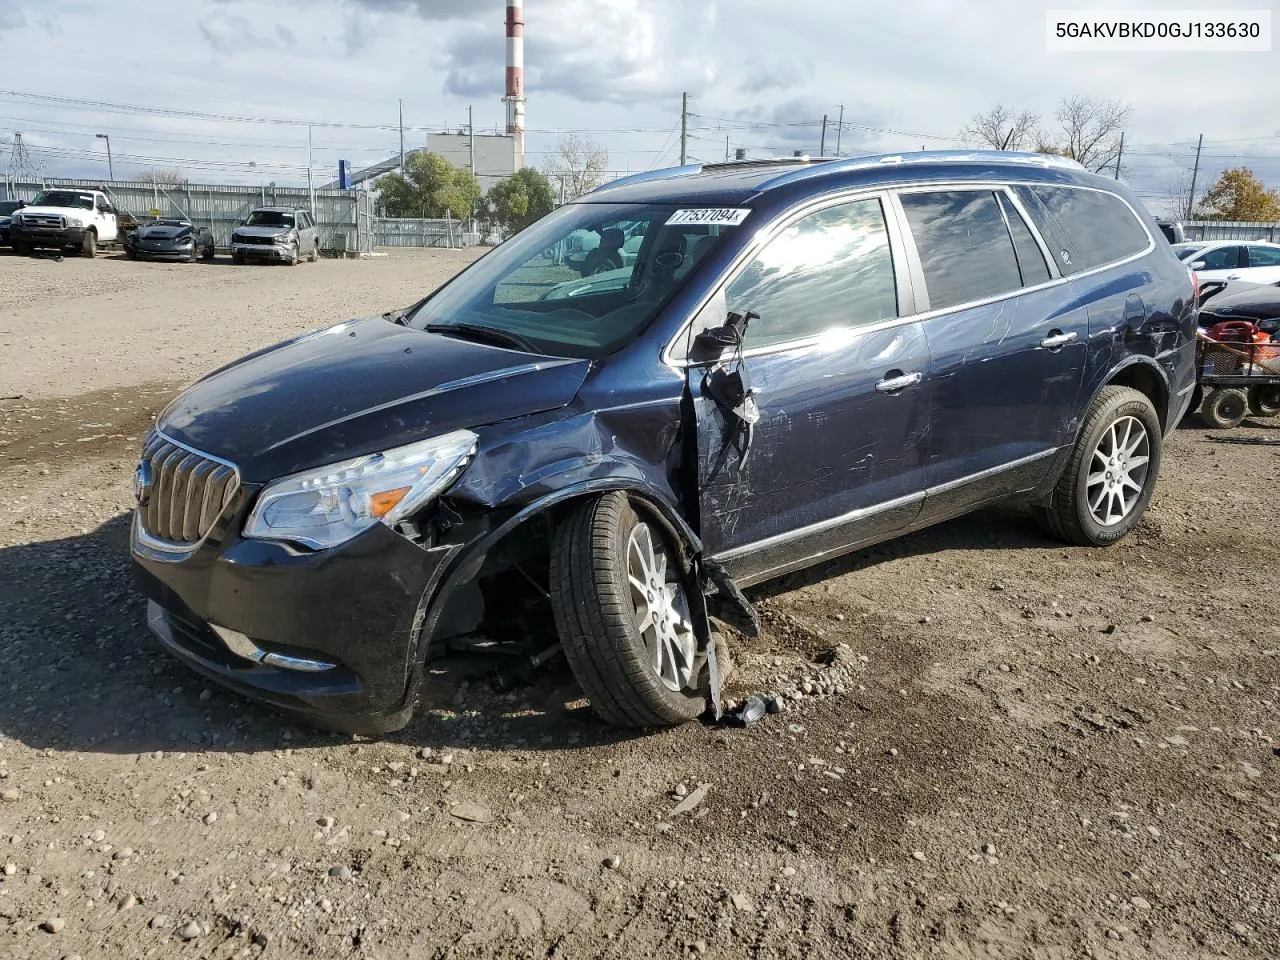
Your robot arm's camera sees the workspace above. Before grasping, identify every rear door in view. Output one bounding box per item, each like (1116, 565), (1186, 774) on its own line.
(687, 194), (931, 587)
(893, 186), (1088, 521)
(1242, 244), (1280, 282)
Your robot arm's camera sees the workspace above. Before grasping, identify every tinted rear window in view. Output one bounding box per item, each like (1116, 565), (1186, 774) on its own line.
(900, 190), (1022, 310)
(1014, 185), (1149, 273)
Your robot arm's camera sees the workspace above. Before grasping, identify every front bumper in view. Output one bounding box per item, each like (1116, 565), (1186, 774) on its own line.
(10, 223), (86, 249)
(131, 510), (460, 733)
(130, 242), (195, 260)
(231, 240), (293, 261)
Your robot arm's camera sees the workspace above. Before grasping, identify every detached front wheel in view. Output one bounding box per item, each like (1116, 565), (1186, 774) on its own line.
(550, 492), (708, 728)
(1037, 386), (1162, 547)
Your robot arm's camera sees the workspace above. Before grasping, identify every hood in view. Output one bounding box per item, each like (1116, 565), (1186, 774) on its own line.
(136, 223), (193, 239)
(158, 317), (591, 482)
(1200, 283), (1280, 321)
(234, 224), (294, 239)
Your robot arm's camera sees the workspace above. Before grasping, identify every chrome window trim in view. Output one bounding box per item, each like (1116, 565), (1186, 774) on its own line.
(132, 429), (241, 563)
(663, 179), (1156, 369)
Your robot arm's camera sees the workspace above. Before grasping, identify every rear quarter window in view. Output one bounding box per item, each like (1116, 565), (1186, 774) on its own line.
(1013, 185), (1150, 273)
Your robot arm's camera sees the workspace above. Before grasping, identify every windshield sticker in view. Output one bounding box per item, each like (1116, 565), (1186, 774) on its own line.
(665, 208), (751, 226)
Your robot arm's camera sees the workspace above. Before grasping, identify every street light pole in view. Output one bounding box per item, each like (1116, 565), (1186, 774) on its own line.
(95, 133), (113, 181)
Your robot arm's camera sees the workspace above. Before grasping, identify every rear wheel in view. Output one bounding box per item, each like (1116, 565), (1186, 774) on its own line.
(1037, 386), (1161, 547)
(550, 492), (708, 728)
(308, 239), (318, 263)
(81, 230), (97, 258)
(1200, 387), (1248, 429)
(1247, 385), (1280, 417)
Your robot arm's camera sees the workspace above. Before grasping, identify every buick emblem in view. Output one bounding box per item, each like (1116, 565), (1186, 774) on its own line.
(133, 461), (154, 507)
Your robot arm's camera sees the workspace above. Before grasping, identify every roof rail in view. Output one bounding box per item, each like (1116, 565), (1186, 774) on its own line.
(756, 149), (1087, 192)
(588, 163), (703, 195)
(701, 156), (837, 170)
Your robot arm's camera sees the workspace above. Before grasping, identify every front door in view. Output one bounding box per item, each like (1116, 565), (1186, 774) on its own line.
(688, 195), (932, 587)
(893, 187), (1088, 520)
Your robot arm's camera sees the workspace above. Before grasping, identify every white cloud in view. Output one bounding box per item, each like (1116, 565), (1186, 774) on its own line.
(2, 0), (1278, 206)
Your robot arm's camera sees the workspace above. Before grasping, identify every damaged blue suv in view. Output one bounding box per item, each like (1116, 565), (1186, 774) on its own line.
(131, 151), (1197, 733)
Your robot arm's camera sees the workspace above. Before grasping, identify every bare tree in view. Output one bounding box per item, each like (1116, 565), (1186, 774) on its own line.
(543, 134), (608, 200)
(134, 167), (189, 185)
(1047, 96), (1131, 173)
(1163, 168), (1198, 221)
(959, 104), (1040, 151)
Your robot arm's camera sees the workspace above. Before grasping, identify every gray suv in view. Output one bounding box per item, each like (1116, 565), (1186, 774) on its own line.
(230, 207), (319, 265)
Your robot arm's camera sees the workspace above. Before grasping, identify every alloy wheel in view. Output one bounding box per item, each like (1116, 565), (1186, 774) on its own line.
(625, 522), (697, 692)
(1086, 415), (1150, 526)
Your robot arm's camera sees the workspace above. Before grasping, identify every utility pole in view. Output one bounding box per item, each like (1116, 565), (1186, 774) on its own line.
(95, 133), (113, 181)
(725, 134), (730, 160)
(307, 124), (314, 215)
(819, 114), (828, 157)
(835, 104), (844, 157)
(398, 98), (405, 172)
(468, 105), (476, 233)
(679, 92), (688, 166)
(1186, 133), (1204, 220)
(1114, 131), (1124, 180)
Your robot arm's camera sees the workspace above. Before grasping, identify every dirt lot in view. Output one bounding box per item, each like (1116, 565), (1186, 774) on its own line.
(0, 248), (1277, 960)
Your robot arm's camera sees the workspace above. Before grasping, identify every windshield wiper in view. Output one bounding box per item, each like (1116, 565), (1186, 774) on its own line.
(426, 322), (539, 353)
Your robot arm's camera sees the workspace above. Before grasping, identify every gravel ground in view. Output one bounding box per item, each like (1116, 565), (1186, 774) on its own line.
(0, 247), (1277, 959)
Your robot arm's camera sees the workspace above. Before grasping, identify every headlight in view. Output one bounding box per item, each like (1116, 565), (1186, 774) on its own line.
(243, 430), (478, 550)
(66, 216), (85, 228)
(273, 232), (293, 245)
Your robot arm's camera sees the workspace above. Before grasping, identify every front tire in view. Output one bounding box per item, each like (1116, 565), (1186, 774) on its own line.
(1038, 386), (1162, 547)
(1200, 387), (1248, 429)
(550, 493), (708, 728)
(81, 230), (97, 258)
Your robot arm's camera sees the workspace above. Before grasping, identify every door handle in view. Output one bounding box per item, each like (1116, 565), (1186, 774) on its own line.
(1226, 274), (1241, 279)
(1040, 330), (1078, 349)
(874, 371), (922, 393)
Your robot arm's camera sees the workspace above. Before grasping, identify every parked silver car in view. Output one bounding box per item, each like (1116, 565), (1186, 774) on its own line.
(230, 207), (319, 265)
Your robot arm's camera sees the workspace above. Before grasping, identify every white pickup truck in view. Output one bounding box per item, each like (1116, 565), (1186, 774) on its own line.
(8, 188), (120, 257)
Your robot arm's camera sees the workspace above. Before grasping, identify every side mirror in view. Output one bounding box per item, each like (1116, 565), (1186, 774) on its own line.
(689, 311), (757, 363)
(1189, 260), (1207, 271)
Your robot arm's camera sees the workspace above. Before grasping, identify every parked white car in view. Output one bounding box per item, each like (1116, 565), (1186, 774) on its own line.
(1171, 240), (1280, 284)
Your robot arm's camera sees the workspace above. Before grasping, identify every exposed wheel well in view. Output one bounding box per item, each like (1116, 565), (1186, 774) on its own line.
(1104, 364), (1168, 426)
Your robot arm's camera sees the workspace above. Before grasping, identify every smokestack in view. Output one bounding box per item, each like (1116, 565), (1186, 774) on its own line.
(503, 0), (526, 169)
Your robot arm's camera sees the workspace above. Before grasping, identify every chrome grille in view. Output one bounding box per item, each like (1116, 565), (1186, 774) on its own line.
(23, 214), (66, 229)
(138, 432), (239, 545)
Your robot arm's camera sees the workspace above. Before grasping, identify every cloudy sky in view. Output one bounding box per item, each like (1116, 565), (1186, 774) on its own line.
(2, 0), (1278, 215)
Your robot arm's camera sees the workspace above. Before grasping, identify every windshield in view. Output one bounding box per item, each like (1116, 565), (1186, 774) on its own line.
(31, 191), (94, 210)
(1173, 245), (1206, 261)
(410, 202), (738, 359)
(245, 211), (294, 227)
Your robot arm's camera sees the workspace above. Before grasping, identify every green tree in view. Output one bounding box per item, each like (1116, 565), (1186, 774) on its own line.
(484, 168), (555, 235)
(1195, 167), (1280, 222)
(374, 151), (481, 220)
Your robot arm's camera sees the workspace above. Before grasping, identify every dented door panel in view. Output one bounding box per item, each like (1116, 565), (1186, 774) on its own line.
(693, 322), (931, 586)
